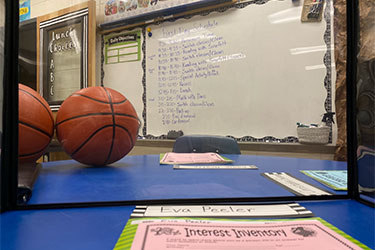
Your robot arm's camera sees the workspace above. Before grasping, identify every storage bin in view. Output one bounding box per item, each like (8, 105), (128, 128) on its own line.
(297, 126), (330, 144)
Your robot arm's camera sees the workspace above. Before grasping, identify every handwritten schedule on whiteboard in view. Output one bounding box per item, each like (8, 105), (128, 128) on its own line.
(144, 1), (333, 139)
(146, 19), (225, 128)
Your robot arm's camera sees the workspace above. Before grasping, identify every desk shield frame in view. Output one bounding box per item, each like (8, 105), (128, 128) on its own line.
(350, 0), (375, 207)
(0, 0), (19, 212)
(1, 0), (373, 212)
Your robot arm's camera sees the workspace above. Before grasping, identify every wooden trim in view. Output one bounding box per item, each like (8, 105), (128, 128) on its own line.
(36, 17), (41, 93)
(134, 139), (337, 154)
(87, 0), (96, 87)
(37, 1), (94, 23)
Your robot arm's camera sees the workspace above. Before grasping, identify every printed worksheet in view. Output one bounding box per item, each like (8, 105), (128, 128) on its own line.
(113, 218), (370, 250)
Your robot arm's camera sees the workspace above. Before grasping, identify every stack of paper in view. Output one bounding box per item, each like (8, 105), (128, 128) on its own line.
(160, 152), (233, 165)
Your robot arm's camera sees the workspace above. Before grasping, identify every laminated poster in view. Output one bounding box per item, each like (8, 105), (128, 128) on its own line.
(113, 217), (370, 250)
(104, 30), (141, 64)
(19, 0), (31, 22)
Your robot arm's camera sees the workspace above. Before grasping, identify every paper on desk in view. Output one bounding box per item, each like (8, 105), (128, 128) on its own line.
(301, 170), (347, 190)
(160, 152), (233, 165)
(262, 172), (333, 196)
(113, 217), (370, 250)
(130, 203), (313, 218)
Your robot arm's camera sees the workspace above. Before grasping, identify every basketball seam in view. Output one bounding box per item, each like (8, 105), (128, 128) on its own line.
(70, 124), (113, 158)
(56, 113), (138, 127)
(115, 124), (135, 146)
(19, 121), (53, 137)
(69, 124), (134, 164)
(72, 93), (127, 105)
(20, 147), (48, 157)
(103, 87), (116, 165)
(19, 88), (54, 125)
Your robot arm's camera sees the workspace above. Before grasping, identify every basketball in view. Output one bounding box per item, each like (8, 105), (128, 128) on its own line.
(56, 86), (140, 166)
(19, 84), (54, 163)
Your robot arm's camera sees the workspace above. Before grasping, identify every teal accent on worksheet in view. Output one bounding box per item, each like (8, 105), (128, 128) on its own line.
(301, 170), (347, 191)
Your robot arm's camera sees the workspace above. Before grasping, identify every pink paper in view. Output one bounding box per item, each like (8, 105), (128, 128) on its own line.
(160, 152), (229, 164)
(130, 220), (365, 250)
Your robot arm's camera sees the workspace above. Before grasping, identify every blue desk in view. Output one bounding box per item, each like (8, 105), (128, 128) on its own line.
(28, 154), (347, 204)
(1, 200), (374, 250)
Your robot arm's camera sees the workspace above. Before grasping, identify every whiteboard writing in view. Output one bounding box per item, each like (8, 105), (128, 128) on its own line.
(103, 1), (336, 142)
(147, 19), (227, 127)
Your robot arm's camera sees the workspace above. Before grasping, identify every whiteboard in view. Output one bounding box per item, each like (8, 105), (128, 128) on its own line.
(102, 0), (336, 142)
(102, 28), (145, 124)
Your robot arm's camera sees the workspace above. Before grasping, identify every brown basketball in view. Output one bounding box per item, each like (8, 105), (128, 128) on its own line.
(56, 86), (140, 166)
(19, 84), (54, 163)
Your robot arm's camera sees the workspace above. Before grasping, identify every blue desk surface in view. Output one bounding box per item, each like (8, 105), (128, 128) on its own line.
(1, 200), (374, 250)
(29, 154), (347, 204)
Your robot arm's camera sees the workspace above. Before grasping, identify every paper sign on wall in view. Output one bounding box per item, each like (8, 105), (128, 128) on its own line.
(104, 31), (141, 64)
(20, 0), (30, 22)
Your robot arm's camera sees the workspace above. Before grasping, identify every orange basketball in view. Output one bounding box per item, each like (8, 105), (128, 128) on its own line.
(56, 86), (140, 166)
(19, 84), (54, 163)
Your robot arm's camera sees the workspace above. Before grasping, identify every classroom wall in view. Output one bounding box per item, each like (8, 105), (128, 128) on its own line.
(27, 0), (339, 150)
(29, 0), (98, 19)
(28, 0), (103, 86)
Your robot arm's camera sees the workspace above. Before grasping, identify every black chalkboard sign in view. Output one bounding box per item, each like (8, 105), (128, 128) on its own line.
(37, 1), (96, 111)
(43, 21), (84, 107)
